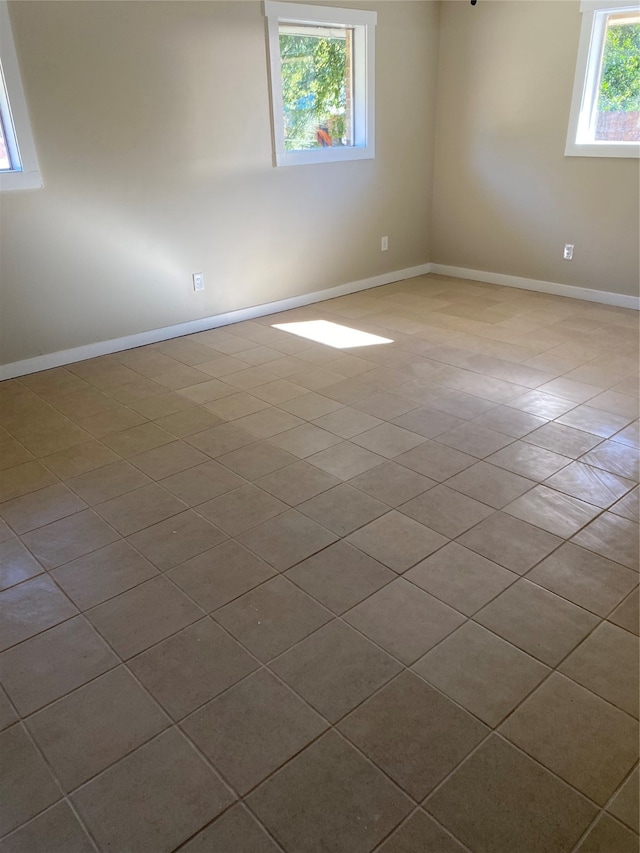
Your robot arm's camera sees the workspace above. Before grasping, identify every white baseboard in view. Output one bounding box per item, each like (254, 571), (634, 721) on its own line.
(430, 264), (640, 311)
(0, 263), (432, 380)
(3, 261), (637, 381)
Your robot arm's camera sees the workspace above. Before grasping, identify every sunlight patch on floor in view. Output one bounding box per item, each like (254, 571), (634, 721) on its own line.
(272, 320), (393, 349)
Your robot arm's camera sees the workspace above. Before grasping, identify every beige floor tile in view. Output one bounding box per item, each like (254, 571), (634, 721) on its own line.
(414, 621), (549, 726)
(436, 422), (514, 459)
(22, 510), (120, 570)
(571, 513), (639, 570)
(355, 392), (419, 420)
(0, 799), (94, 852)
(375, 810), (467, 853)
(475, 579), (599, 665)
(154, 407), (222, 438)
(278, 392), (344, 420)
(508, 390), (577, 419)
(67, 460), (152, 505)
(612, 420), (640, 449)
(527, 543), (638, 616)
(608, 588), (639, 635)
(217, 441), (298, 480)
(0, 575), (78, 652)
(545, 461), (635, 509)
(0, 461), (58, 503)
(254, 458), (338, 505)
(425, 735), (597, 853)
(0, 538), (44, 591)
(523, 422), (602, 458)
(457, 512), (562, 574)
(400, 484), (493, 539)
(589, 390), (639, 419)
(129, 618), (258, 721)
(252, 379), (309, 405)
(51, 540), (158, 610)
(167, 540), (275, 613)
(347, 510), (448, 573)
(500, 673), (638, 805)
(160, 461), (245, 506)
(298, 484), (387, 537)
(560, 622), (639, 718)
(246, 731), (412, 853)
(349, 460), (435, 507)
(391, 406), (464, 438)
(102, 423), (175, 458)
(0, 431), (33, 470)
(611, 485), (639, 521)
(308, 441), (386, 480)
(128, 441), (208, 480)
(26, 666), (169, 791)
(503, 485), (601, 538)
(338, 671), (487, 799)
(214, 575), (332, 662)
(127, 391), (196, 420)
(471, 405), (547, 438)
(344, 578), (464, 664)
(536, 377), (602, 404)
(94, 483), (187, 536)
(233, 407), (303, 439)
(42, 439), (121, 480)
(487, 440), (573, 480)
(203, 392), (270, 420)
(178, 378), (236, 404)
(0, 483), (86, 534)
(396, 441), (476, 482)
(607, 767), (639, 833)
(268, 423), (342, 458)
(78, 405), (147, 438)
(312, 406), (384, 439)
(557, 404), (633, 438)
(575, 814), (639, 853)
(198, 484), (287, 536)
(0, 724), (62, 837)
(127, 510), (227, 571)
(237, 509), (338, 571)
(405, 542), (517, 616)
(445, 461), (535, 509)
(186, 422), (257, 457)
(71, 729), (233, 853)
(581, 440), (640, 482)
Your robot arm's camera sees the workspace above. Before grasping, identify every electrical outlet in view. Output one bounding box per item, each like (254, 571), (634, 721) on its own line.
(381, 236), (388, 251)
(192, 272), (205, 291)
(563, 244), (574, 261)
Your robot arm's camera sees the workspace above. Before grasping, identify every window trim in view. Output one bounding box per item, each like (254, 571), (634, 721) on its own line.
(0, 1), (42, 191)
(565, 0), (640, 158)
(264, 0), (376, 167)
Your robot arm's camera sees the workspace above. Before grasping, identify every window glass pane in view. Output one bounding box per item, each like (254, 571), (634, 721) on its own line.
(0, 116), (10, 170)
(595, 12), (640, 142)
(279, 23), (353, 151)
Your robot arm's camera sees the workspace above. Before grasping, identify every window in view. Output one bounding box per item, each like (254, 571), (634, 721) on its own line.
(566, 0), (640, 157)
(0, 1), (42, 190)
(264, 1), (376, 166)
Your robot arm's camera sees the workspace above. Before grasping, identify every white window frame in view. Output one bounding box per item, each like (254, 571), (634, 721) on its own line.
(566, 0), (640, 158)
(264, 0), (376, 167)
(0, 1), (42, 190)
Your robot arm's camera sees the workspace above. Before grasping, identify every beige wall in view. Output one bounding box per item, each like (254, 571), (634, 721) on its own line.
(431, 0), (640, 297)
(0, 1), (439, 365)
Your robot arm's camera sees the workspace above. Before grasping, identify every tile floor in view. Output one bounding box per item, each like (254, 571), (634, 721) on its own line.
(0, 274), (638, 853)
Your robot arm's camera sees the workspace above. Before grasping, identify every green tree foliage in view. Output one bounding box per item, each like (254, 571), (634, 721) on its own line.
(598, 22), (640, 112)
(280, 33), (347, 149)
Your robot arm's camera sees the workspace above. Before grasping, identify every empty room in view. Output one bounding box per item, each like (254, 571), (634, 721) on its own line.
(0, 0), (638, 851)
